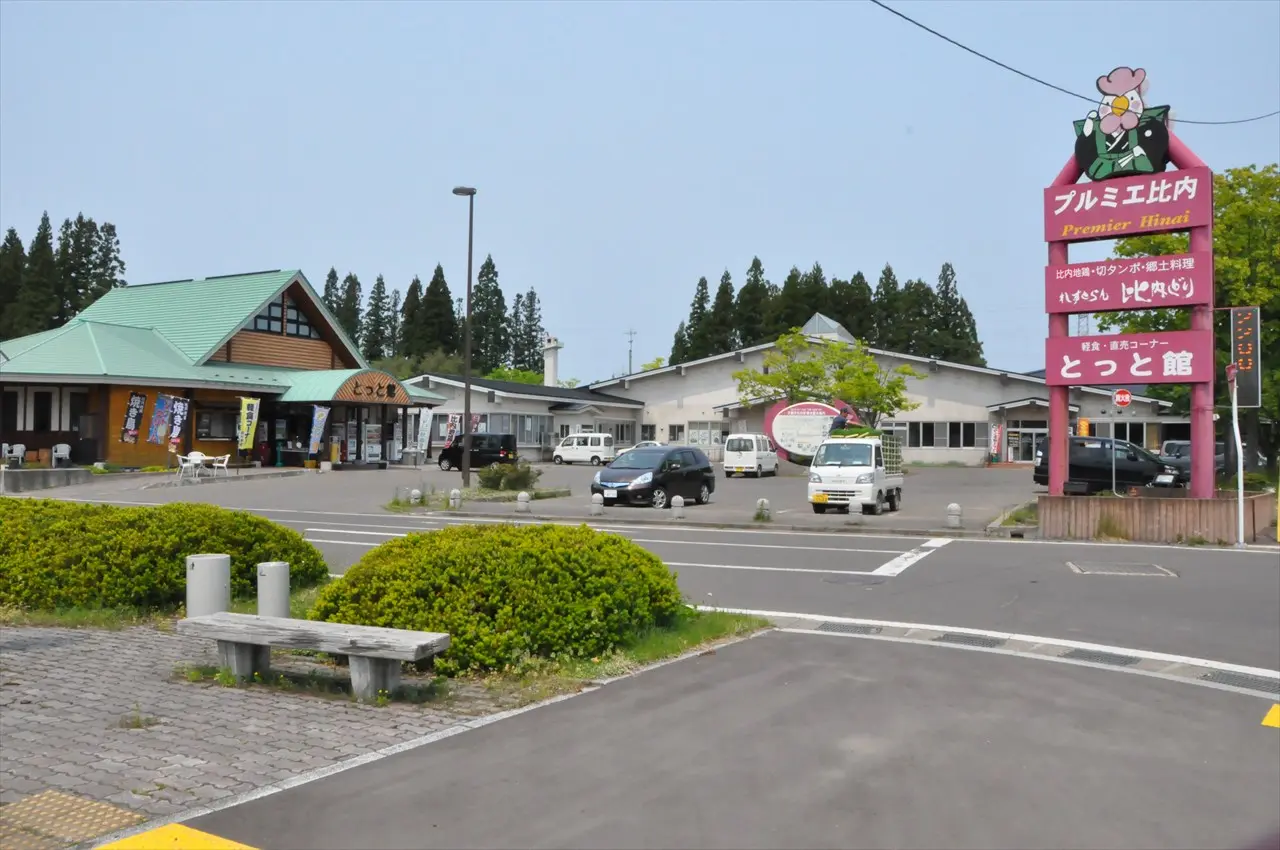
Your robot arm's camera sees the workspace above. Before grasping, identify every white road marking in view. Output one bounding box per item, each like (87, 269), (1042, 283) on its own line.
(695, 605), (1280, 680)
(308, 539), (381, 546)
(305, 528), (409, 537)
(664, 562), (876, 576)
(869, 538), (952, 576)
(631, 538), (908, 554)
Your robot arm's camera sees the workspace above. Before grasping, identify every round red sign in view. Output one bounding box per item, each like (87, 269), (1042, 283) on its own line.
(1112, 389), (1133, 408)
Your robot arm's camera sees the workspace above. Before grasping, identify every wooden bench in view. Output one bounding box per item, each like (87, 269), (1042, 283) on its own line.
(176, 612), (451, 703)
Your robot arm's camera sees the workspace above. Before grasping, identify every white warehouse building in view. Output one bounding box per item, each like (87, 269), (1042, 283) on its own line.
(403, 315), (1185, 466)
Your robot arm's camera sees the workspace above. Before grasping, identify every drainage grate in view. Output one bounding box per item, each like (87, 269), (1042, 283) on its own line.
(933, 632), (1005, 648)
(1066, 561), (1176, 577)
(1061, 648), (1141, 667)
(816, 622), (882, 635)
(1199, 670), (1280, 695)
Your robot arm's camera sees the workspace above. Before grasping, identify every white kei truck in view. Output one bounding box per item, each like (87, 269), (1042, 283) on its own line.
(806, 433), (905, 515)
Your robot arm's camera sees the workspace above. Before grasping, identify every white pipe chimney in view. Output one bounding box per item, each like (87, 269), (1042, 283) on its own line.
(542, 335), (563, 387)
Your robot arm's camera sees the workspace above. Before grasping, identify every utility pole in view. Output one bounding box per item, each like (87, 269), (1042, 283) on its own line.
(625, 328), (637, 374)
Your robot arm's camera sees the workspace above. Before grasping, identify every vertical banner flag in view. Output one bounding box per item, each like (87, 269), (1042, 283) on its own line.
(308, 405), (331, 455)
(120, 392), (147, 444)
(237, 397), (261, 452)
(146, 394), (174, 445)
(445, 413), (461, 445)
(416, 410), (434, 452)
(167, 397), (191, 452)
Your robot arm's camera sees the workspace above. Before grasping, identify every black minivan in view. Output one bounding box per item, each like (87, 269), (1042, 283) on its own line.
(590, 445), (716, 509)
(437, 433), (518, 471)
(1033, 436), (1178, 493)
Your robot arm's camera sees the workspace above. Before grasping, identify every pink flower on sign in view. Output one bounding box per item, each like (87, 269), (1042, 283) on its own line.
(1095, 66), (1146, 135)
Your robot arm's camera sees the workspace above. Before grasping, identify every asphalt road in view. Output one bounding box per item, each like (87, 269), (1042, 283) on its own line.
(188, 633), (1280, 850)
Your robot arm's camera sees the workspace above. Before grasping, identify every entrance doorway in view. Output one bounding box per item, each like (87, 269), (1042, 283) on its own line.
(1005, 419), (1047, 462)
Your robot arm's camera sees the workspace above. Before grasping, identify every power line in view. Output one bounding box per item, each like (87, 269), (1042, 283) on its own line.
(867, 0), (1280, 127)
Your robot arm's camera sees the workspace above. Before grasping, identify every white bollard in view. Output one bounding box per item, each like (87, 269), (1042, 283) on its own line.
(515, 491), (531, 513)
(449, 488), (462, 509)
(946, 502), (963, 529)
(257, 561), (291, 619)
(186, 554), (230, 617)
(755, 498), (771, 521)
(589, 493), (604, 516)
(671, 495), (686, 519)
(845, 507), (863, 525)
(409, 488), (422, 505)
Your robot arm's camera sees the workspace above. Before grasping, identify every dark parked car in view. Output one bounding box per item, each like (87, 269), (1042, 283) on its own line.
(1033, 436), (1179, 493)
(1158, 439), (1226, 484)
(590, 445), (716, 509)
(437, 433), (518, 471)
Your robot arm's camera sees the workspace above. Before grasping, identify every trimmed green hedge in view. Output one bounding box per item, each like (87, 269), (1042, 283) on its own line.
(0, 498), (328, 611)
(308, 523), (683, 675)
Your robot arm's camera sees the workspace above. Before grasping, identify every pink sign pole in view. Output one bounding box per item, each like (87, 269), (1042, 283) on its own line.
(1046, 156), (1081, 497)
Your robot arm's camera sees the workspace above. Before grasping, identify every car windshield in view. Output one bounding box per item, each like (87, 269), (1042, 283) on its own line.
(609, 449), (665, 470)
(726, 438), (753, 452)
(813, 442), (872, 467)
(1120, 441), (1161, 463)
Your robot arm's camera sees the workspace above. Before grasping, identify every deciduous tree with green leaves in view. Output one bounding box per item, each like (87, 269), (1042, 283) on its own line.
(732, 330), (923, 427)
(486, 366), (542, 384)
(640, 355), (666, 371)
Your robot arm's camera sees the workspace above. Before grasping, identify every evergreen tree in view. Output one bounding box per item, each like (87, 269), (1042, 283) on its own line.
(931, 262), (986, 366)
(516, 288), (545, 372)
(870, 264), (904, 350)
(360, 274), (392, 360)
(669, 320), (690, 365)
(14, 213), (59, 336)
(0, 228), (28, 339)
(681, 276), (712, 359)
(767, 266), (815, 334)
(388, 289), (402, 360)
(825, 271), (875, 342)
(896, 278), (939, 356)
(55, 214), (99, 322)
(421, 264), (458, 355)
(698, 270), (737, 356)
(322, 267), (340, 313)
(399, 275), (424, 356)
(470, 254), (509, 374)
(508, 292), (526, 368)
(337, 272), (363, 344)
(88, 221), (126, 300)
(734, 256), (772, 347)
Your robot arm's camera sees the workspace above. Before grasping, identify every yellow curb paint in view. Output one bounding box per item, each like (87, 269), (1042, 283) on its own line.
(97, 823), (260, 849)
(1263, 704), (1280, 729)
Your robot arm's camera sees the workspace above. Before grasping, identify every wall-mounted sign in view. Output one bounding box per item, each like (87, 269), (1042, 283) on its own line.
(1231, 307), (1262, 409)
(1045, 329), (1214, 386)
(1044, 251), (1212, 314)
(1044, 166), (1212, 243)
(334, 371), (405, 404)
(764, 400), (840, 461)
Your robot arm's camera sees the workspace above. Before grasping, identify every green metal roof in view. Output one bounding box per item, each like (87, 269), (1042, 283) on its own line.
(0, 321), (206, 382)
(406, 383), (446, 403)
(274, 369), (366, 402)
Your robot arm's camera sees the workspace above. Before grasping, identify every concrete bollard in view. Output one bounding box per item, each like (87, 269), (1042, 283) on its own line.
(845, 507), (863, 525)
(755, 498), (771, 521)
(515, 491), (531, 513)
(257, 561), (291, 619)
(946, 502), (963, 529)
(449, 488), (462, 509)
(186, 554), (230, 617)
(409, 488), (422, 505)
(671, 495), (686, 519)
(589, 493), (604, 516)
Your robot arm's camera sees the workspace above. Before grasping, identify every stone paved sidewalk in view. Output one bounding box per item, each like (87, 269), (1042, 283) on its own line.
(0, 625), (505, 834)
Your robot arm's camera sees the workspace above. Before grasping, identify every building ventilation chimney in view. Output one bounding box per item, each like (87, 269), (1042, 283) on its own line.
(542, 335), (563, 388)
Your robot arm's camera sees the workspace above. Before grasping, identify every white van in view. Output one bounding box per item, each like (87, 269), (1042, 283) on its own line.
(722, 433), (778, 477)
(553, 433), (616, 466)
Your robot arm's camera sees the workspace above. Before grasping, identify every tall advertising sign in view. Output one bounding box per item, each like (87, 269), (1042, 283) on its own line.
(237, 398), (261, 452)
(168, 397), (191, 453)
(308, 406), (331, 455)
(1042, 65), (1216, 498)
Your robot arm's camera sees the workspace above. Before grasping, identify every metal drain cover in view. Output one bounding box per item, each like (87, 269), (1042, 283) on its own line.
(1061, 648), (1141, 667)
(934, 632), (1005, 648)
(1066, 561), (1177, 577)
(816, 622), (882, 635)
(1199, 670), (1280, 695)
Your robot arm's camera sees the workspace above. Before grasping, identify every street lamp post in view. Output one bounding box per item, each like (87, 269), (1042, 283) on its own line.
(452, 186), (477, 489)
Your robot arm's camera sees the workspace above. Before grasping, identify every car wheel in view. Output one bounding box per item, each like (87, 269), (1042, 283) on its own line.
(553, 455), (563, 464)
(888, 489), (901, 512)
(697, 483), (711, 505)
(754, 465), (762, 478)
(438, 458), (452, 471)
(871, 492), (884, 516)
(836, 505), (850, 514)
(651, 488), (669, 509)
(812, 504), (827, 514)
(591, 456), (601, 466)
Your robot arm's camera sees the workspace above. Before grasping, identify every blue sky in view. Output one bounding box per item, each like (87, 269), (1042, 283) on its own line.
(2, 0), (1277, 383)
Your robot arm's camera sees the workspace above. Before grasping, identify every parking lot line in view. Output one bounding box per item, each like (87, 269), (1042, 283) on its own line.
(664, 561), (877, 576)
(630, 538), (907, 554)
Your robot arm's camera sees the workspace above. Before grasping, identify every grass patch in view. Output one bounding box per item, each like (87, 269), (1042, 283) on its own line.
(1001, 502), (1038, 526)
(117, 703), (159, 729)
(1094, 511), (1130, 540)
(386, 486), (571, 512)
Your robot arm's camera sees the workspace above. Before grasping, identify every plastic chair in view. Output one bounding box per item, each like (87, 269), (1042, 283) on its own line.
(52, 443), (72, 468)
(5, 443), (26, 467)
(187, 451), (207, 479)
(211, 454), (230, 477)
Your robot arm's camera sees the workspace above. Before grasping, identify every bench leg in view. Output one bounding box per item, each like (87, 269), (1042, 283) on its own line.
(217, 640), (271, 680)
(349, 656), (401, 703)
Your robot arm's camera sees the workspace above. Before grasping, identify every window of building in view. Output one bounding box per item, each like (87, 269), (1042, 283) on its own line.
(68, 391), (88, 433)
(2, 390), (20, 432)
(513, 414), (552, 445)
(488, 414), (512, 435)
(686, 420), (720, 446)
(252, 296), (323, 339)
(640, 424), (656, 442)
(559, 424), (572, 439)
(667, 424), (685, 443)
(196, 410), (238, 440)
(904, 421), (990, 449)
(31, 391), (54, 432)
(601, 420), (635, 445)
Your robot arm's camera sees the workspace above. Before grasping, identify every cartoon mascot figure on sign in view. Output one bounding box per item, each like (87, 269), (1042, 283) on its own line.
(1074, 66), (1171, 181)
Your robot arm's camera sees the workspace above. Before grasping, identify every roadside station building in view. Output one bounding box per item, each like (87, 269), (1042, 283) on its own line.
(0, 269), (444, 469)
